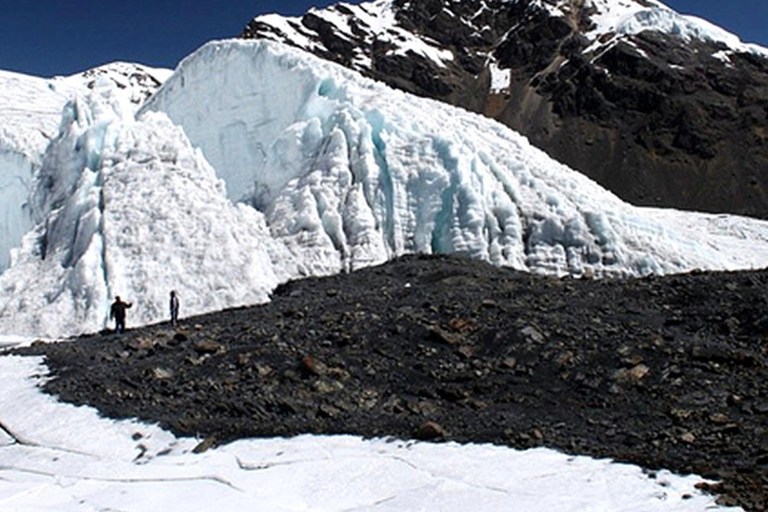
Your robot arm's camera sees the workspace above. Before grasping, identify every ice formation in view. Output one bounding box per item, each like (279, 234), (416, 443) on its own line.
(0, 77), (296, 337)
(2, 39), (768, 338)
(143, 39), (768, 277)
(0, 71), (79, 272)
(0, 64), (170, 273)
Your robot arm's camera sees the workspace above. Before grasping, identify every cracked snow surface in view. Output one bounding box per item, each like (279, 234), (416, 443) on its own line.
(0, 355), (738, 511)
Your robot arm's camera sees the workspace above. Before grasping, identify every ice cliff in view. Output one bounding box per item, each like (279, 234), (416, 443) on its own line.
(143, 40), (768, 277)
(0, 71), (79, 273)
(0, 78), (295, 337)
(0, 64), (170, 273)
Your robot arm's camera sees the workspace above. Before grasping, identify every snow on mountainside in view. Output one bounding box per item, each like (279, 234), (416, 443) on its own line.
(246, 0), (768, 75)
(0, 63), (170, 273)
(530, 0), (768, 57)
(3, 38), (768, 339)
(242, 0), (768, 221)
(67, 62), (173, 106)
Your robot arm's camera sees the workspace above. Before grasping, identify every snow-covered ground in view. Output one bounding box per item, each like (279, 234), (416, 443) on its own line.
(0, 354), (741, 511)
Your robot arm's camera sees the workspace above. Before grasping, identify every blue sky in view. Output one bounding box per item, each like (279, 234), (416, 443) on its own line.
(1, 0), (766, 77)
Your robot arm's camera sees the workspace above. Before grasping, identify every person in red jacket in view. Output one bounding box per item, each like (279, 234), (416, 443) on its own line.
(110, 296), (133, 334)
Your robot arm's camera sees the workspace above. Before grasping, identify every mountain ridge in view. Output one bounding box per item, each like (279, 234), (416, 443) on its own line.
(242, 0), (768, 218)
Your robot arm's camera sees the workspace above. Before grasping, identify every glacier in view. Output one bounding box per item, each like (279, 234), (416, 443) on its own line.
(0, 78), (296, 337)
(0, 64), (171, 274)
(0, 70), (80, 273)
(2, 38), (768, 338)
(143, 39), (768, 276)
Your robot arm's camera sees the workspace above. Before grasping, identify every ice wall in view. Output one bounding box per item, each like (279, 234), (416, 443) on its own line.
(0, 64), (171, 275)
(144, 39), (768, 278)
(0, 79), (297, 338)
(0, 71), (79, 274)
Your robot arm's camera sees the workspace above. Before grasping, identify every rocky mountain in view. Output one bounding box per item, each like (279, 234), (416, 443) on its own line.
(242, 0), (768, 219)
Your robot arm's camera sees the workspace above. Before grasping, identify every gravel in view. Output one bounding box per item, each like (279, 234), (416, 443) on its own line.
(11, 254), (768, 510)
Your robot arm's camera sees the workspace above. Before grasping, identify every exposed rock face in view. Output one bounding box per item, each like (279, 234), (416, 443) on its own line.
(241, 0), (768, 218)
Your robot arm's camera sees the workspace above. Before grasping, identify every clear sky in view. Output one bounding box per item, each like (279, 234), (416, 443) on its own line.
(0, 0), (766, 78)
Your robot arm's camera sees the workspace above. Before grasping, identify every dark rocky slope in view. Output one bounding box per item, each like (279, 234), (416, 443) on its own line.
(242, 0), (768, 219)
(11, 255), (768, 510)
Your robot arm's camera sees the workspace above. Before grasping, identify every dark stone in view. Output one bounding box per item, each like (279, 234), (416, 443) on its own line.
(193, 341), (223, 355)
(415, 421), (446, 440)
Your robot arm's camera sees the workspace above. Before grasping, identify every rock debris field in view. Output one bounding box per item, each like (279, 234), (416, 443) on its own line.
(11, 255), (768, 510)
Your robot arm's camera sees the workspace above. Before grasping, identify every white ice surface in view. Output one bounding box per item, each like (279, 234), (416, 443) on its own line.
(145, 38), (768, 278)
(0, 63), (171, 274)
(0, 77), (296, 338)
(0, 355), (741, 511)
(0, 71), (80, 273)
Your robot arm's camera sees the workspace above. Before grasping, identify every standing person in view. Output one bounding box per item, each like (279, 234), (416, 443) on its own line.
(170, 290), (180, 326)
(110, 296), (133, 334)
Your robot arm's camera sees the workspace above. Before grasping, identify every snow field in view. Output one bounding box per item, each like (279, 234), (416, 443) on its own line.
(0, 356), (741, 512)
